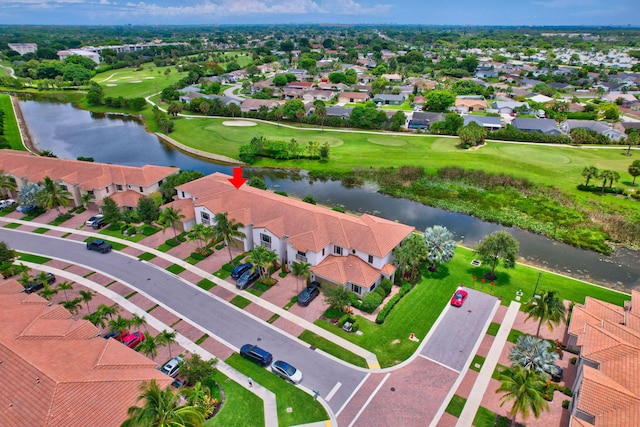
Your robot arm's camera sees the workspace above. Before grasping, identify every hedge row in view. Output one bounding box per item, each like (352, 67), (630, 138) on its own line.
(376, 283), (412, 324)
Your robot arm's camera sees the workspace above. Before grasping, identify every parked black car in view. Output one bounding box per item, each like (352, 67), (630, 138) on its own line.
(240, 344), (273, 366)
(86, 239), (112, 253)
(297, 281), (321, 306)
(236, 267), (261, 290)
(91, 217), (107, 229)
(231, 262), (253, 279)
(24, 273), (56, 294)
(551, 366), (564, 382)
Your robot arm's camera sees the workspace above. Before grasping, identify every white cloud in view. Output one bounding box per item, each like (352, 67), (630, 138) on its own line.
(530, 0), (595, 8)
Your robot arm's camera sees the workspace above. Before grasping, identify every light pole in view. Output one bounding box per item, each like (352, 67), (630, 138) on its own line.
(533, 272), (542, 298)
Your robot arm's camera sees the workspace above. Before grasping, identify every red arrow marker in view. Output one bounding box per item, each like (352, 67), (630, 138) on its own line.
(228, 167), (248, 189)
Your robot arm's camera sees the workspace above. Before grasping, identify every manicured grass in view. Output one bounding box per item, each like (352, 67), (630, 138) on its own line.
(3, 222), (21, 229)
(445, 394), (467, 417)
(473, 406), (498, 427)
(99, 227), (148, 242)
(205, 371), (264, 427)
(492, 363), (509, 380)
(226, 353), (328, 427)
(48, 215), (73, 226)
(0, 93), (25, 150)
(298, 330), (368, 368)
(156, 243), (173, 252)
(146, 304), (159, 313)
(214, 269), (231, 279)
(166, 264), (186, 275)
(195, 334), (209, 345)
(230, 295), (251, 309)
(486, 322), (501, 336)
(184, 256), (200, 265)
(138, 252), (157, 261)
(470, 354), (486, 372)
(92, 64), (189, 100)
(125, 291), (138, 299)
(16, 252), (51, 264)
(61, 232), (71, 238)
(267, 314), (280, 323)
(197, 278), (216, 291)
(32, 227), (49, 234)
(84, 236), (127, 250)
(507, 328), (524, 344)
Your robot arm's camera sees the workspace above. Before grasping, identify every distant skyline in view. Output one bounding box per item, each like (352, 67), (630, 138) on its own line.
(1, 0), (639, 27)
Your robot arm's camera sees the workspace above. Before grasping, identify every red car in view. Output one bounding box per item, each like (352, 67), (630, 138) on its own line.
(122, 332), (145, 349)
(450, 289), (468, 307)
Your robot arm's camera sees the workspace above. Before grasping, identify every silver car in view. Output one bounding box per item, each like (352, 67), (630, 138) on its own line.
(160, 356), (183, 378)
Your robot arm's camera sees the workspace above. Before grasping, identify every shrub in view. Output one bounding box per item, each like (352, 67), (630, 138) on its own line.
(374, 286), (387, 298)
(562, 386), (573, 397)
(338, 314), (350, 327)
(380, 278), (393, 295)
(332, 206), (346, 213)
(570, 357), (577, 365)
(376, 283), (412, 324)
(274, 190), (288, 197)
(75, 207), (86, 214)
(324, 308), (343, 319)
(215, 243), (225, 250)
(562, 399), (570, 409)
(165, 238), (181, 247)
(126, 226), (137, 236)
(360, 292), (383, 313)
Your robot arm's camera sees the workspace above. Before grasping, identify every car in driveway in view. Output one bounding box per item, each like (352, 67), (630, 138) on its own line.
(236, 268), (261, 290)
(122, 332), (145, 349)
(450, 289), (468, 307)
(231, 262), (253, 279)
(297, 281), (320, 306)
(240, 344), (273, 366)
(271, 360), (303, 384)
(0, 199), (15, 210)
(24, 273), (56, 294)
(85, 214), (104, 227)
(103, 330), (127, 341)
(171, 376), (186, 388)
(91, 217), (107, 229)
(160, 356), (183, 378)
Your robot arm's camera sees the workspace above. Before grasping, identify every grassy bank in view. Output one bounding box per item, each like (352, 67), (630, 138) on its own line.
(0, 93), (24, 150)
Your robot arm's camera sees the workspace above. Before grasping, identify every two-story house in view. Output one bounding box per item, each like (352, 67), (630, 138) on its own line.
(170, 173), (414, 297)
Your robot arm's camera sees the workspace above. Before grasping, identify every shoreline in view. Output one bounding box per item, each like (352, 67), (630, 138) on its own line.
(10, 95), (38, 154)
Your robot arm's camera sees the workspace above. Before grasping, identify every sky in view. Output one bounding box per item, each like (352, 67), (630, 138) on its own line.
(1, 0), (639, 26)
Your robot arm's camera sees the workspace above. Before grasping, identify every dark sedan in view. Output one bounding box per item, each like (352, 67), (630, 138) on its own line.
(236, 268), (261, 290)
(297, 281), (320, 306)
(231, 262), (253, 279)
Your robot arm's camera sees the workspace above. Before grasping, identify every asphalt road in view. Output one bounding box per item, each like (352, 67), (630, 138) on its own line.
(421, 288), (498, 371)
(0, 228), (365, 411)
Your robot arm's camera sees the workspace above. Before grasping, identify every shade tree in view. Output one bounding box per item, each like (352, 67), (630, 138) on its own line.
(475, 231), (519, 280)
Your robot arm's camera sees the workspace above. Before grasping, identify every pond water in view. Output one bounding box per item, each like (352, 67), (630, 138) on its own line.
(17, 98), (640, 291)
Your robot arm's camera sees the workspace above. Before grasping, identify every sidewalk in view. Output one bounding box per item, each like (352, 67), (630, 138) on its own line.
(0, 216), (379, 370)
(456, 301), (521, 427)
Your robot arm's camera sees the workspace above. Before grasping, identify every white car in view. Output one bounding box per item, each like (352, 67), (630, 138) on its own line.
(160, 356), (183, 378)
(85, 214), (104, 226)
(271, 360), (303, 384)
(0, 199), (15, 209)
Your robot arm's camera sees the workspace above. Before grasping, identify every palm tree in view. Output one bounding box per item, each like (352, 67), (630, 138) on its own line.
(423, 225), (457, 272)
(246, 245), (277, 282)
(183, 381), (218, 418)
(38, 283), (58, 301)
(186, 223), (206, 250)
(157, 329), (178, 358)
(509, 334), (559, 379)
(630, 160), (640, 186)
(83, 311), (108, 328)
(96, 303), (119, 320)
(393, 233), (428, 281)
(581, 166), (599, 187)
(130, 313), (147, 333)
(36, 176), (71, 214)
(599, 169), (616, 193)
(496, 366), (549, 426)
(56, 281), (74, 302)
(17, 269), (32, 289)
(523, 290), (567, 338)
(61, 297), (82, 316)
(81, 193), (92, 209)
(108, 315), (132, 335)
(626, 131), (639, 156)
(159, 207), (185, 242)
(78, 289), (96, 314)
(291, 261), (311, 293)
(122, 379), (205, 427)
(137, 332), (159, 361)
(0, 170), (17, 197)
(212, 212), (246, 263)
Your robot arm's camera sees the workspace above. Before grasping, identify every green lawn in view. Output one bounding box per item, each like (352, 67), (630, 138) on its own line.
(166, 264), (186, 275)
(230, 295), (251, 309)
(0, 93), (24, 150)
(473, 406), (498, 427)
(92, 64), (189, 99)
(486, 322), (501, 336)
(32, 228), (49, 234)
(197, 278), (217, 290)
(470, 354), (486, 372)
(311, 246), (629, 368)
(17, 252), (52, 264)
(225, 354), (328, 427)
(99, 227), (149, 243)
(138, 252), (157, 261)
(445, 394), (467, 417)
(205, 371), (264, 427)
(298, 330), (368, 368)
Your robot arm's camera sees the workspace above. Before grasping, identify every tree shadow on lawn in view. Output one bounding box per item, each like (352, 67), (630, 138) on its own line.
(465, 266), (514, 289)
(421, 263), (450, 280)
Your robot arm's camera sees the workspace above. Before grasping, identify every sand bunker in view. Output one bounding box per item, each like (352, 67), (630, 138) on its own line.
(222, 120), (257, 127)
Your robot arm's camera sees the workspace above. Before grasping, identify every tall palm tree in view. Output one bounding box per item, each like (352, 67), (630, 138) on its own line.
(78, 289), (96, 314)
(0, 170), (17, 197)
(423, 225), (457, 272)
(291, 261), (311, 293)
(122, 379), (205, 427)
(130, 313), (147, 333)
(581, 166), (599, 187)
(629, 160), (640, 185)
(38, 283), (59, 301)
(137, 332), (159, 361)
(523, 290), (567, 338)
(60, 297), (83, 316)
(108, 315), (132, 335)
(393, 233), (428, 281)
(509, 334), (559, 379)
(35, 176), (71, 214)
(83, 311), (108, 328)
(496, 366), (549, 426)
(56, 281), (74, 302)
(157, 329), (178, 358)
(212, 212), (246, 263)
(246, 245), (277, 282)
(96, 303), (119, 320)
(159, 207), (185, 241)
(81, 193), (92, 209)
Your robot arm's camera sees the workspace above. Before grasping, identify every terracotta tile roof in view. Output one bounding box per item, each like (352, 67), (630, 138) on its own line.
(0, 288), (172, 427)
(570, 417), (591, 427)
(178, 173), (414, 257)
(312, 255), (382, 288)
(568, 298), (625, 337)
(101, 190), (145, 208)
(0, 149), (177, 190)
(162, 198), (196, 221)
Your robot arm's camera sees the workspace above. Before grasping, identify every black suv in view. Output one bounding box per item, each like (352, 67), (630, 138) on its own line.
(92, 217), (107, 229)
(240, 344), (273, 366)
(297, 281), (321, 306)
(25, 273), (56, 294)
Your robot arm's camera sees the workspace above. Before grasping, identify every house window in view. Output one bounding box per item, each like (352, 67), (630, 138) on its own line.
(368, 255), (373, 264)
(139, 187), (144, 192)
(296, 250), (307, 262)
(87, 191), (94, 196)
(201, 212), (210, 223)
(334, 245), (342, 255)
(352, 249), (356, 254)
(60, 184), (68, 191)
(117, 185), (123, 191)
(322, 248), (325, 256)
(351, 283), (361, 294)
(261, 234), (271, 246)
(181, 191), (185, 198)
(105, 187), (109, 193)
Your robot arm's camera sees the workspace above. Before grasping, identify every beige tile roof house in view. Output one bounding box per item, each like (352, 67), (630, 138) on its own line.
(337, 91), (370, 104)
(174, 173), (414, 296)
(0, 280), (172, 427)
(566, 290), (640, 426)
(0, 150), (178, 209)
